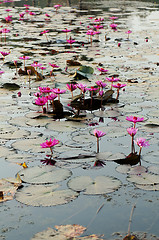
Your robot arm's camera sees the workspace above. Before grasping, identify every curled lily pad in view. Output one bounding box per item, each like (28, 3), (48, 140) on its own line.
(68, 176), (121, 195)
(18, 165), (72, 184)
(0, 178), (21, 203)
(15, 184), (79, 206)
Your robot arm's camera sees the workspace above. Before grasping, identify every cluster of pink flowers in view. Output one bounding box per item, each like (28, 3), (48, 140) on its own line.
(126, 115), (149, 160)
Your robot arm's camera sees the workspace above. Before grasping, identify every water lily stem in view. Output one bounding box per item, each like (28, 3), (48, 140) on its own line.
(97, 137), (99, 153)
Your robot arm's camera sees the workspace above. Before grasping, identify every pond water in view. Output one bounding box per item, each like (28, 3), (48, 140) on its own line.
(0, 0), (159, 239)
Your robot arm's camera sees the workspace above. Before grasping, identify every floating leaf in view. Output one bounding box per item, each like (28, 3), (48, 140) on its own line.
(15, 185), (78, 207)
(127, 172), (159, 185)
(0, 178), (20, 203)
(148, 165), (159, 175)
(18, 165), (72, 184)
(31, 224), (103, 239)
(68, 176), (121, 195)
(1, 83), (20, 90)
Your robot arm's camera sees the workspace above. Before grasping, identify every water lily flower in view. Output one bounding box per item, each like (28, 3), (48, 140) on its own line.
(40, 30), (49, 41)
(94, 25), (103, 30)
(110, 23), (117, 31)
(34, 92), (42, 98)
(93, 17), (104, 22)
(24, 4), (30, 9)
(19, 56), (30, 70)
(126, 115), (144, 127)
(96, 80), (107, 90)
(109, 16), (118, 22)
(93, 129), (106, 153)
(0, 51), (10, 61)
(106, 77), (120, 89)
(62, 28), (71, 39)
(45, 13), (50, 18)
(54, 4), (62, 13)
(134, 138), (150, 162)
(126, 30), (132, 40)
(39, 86), (52, 94)
(66, 37), (76, 48)
(39, 66), (46, 75)
(5, 15), (12, 23)
(111, 83), (126, 100)
(97, 67), (108, 74)
(127, 127), (138, 153)
(0, 70), (4, 75)
(2, 28), (10, 42)
(52, 88), (66, 101)
(49, 63), (60, 76)
(86, 29), (96, 44)
(66, 83), (77, 98)
(77, 83), (87, 93)
(40, 138), (59, 155)
(35, 96), (48, 112)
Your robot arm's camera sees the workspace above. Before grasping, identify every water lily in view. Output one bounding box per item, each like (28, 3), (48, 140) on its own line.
(39, 66), (46, 75)
(109, 16), (118, 22)
(93, 129), (106, 153)
(66, 83), (77, 98)
(39, 86), (52, 94)
(19, 56), (30, 70)
(127, 127), (138, 153)
(97, 67), (108, 74)
(54, 4), (62, 13)
(66, 36), (75, 48)
(110, 23), (117, 31)
(40, 138), (59, 155)
(49, 63), (59, 76)
(62, 28), (71, 39)
(134, 137), (150, 163)
(35, 96), (48, 112)
(126, 30), (132, 40)
(96, 80), (107, 90)
(52, 88), (66, 101)
(111, 83), (126, 100)
(126, 115), (144, 127)
(40, 30), (49, 41)
(0, 51), (10, 62)
(87, 86), (99, 106)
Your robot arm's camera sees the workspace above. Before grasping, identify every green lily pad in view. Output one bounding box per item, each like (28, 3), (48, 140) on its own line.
(18, 165), (72, 184)
(68, 176), (121, 195)
(15, 184), (79, 206)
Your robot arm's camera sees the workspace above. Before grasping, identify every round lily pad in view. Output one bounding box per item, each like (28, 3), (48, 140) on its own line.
(0, 146), (14, 158)
(68, 176), (121, 195)
(94, 109), (121, 118)
(15, 184), (79, 206)
(127, 166), (147, 175)
(127, 172), (159, 185)
(18, 165), (72, 184)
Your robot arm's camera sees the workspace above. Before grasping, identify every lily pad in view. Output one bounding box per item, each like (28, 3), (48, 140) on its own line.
(1, 83), (20, 90)
(127, 172), (159, 185)
(31, 224), (103, 239)
(68, 176), (121, 195)
(18, 165), (72, 184)
(15, 184), (79, 206)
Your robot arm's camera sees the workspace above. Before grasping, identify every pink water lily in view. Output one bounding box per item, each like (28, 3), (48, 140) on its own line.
(39, 86), (52, 94)
(111, 83), (126, 100)
(126, 115), (144, 127)
(35, 96), (48, 112)
(134, 137), (150, 161)
(0, 51), (10, 61)
(97, 67), (108, 74)
(19, 56), (30, 70)
(40, 30), (49, 41)
(127, 127), (138, 153)
(66, 37), (76, 47)
(52, 88), (66, 101)
(110, 23), (117, 31)
(126, 30), (132, 39)
(96, 81), (107, 90)
(40, 138), (59, 155)
(66, 84), (77, 98)
(110, 16), (118, 22)
(62, 28), (71, 39)
(93, 129), (106, 153)
(54, 4), (62, 13)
